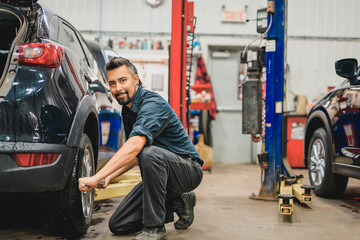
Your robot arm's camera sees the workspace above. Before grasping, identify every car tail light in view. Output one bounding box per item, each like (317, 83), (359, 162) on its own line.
(18, 43), (64, 68)
(11, 153), (59, 167)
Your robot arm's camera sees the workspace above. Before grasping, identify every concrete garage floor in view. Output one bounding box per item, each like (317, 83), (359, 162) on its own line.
(1, 163), (360, 240)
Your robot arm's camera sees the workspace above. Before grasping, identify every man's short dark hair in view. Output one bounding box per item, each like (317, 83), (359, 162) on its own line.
(105, 57), (142, 86)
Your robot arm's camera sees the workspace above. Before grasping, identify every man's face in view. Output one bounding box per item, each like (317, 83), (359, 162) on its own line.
(107, 65), (139, 108)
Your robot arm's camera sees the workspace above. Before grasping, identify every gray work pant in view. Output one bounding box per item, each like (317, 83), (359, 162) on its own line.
(108, 145), (203, 235)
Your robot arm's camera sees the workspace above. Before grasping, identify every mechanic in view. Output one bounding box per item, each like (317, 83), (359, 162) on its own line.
(78, 57), (203, 240)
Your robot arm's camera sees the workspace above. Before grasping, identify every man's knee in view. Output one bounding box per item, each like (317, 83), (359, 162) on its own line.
(138, 146), (165, 169)
(109, 217), (121, 235)
(109, 214), (142, 235)
(138, 145), (153, 161)
(108, 214), (122, 235)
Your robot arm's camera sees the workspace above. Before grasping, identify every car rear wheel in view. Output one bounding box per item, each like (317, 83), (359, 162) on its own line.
(49, 133), (95, 237)
(308, 128), (348, 198)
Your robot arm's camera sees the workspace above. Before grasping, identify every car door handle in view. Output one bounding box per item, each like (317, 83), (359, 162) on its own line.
(84, 72), (98, 84)
(107, 93), (113, 103)
(84, 72), (92, 84)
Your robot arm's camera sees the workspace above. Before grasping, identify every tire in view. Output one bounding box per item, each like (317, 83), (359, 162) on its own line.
(307, 128), (348, 198)
(49, 133), (95, 237)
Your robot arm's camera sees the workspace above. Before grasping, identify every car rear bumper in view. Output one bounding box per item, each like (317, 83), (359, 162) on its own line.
(0, 142), (77, 193)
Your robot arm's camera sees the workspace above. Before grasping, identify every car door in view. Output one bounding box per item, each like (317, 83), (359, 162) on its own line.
(326, 87), (360, 163)
(57, 21), (90, 105)
(77, 36), (112, 110)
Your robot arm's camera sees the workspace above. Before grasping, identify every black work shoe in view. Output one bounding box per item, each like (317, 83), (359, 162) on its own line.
(174, 191), (196, 229)
(134, 225), (167, 240)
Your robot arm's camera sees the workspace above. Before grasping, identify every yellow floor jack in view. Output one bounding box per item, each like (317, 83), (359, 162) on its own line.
(250, 151), (315, 216)
(94, 170), (141, 201)
(278, 174), (315, 215)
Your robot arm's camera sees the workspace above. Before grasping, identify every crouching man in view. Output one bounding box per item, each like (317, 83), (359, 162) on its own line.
(79, 57), (203, 240)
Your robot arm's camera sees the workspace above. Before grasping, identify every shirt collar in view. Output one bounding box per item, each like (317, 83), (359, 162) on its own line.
(128, 86), (143, 113)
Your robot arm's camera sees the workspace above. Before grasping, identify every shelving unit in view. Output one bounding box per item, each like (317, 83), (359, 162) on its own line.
(190, 84), (213, 92)
(189, 84), (213, 110)
(190, 102), (211, 111)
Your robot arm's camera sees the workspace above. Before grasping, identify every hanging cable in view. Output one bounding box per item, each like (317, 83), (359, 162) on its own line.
(243, 13), (273, 143)
(241, 13), (273, 59)
(186, 17), (197, 135)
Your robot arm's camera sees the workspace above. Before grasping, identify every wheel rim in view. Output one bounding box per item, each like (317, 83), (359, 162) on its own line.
(81, 146), (94, 225)
(309, 139), (326, 186)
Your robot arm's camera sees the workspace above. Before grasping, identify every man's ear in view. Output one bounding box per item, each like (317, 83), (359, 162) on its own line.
(134, 74), (140, 85)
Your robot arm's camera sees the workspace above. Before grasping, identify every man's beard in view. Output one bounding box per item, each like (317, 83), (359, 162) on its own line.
(115, 91), (131, 106)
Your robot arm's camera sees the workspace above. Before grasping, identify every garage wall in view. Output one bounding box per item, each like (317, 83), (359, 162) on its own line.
(38, 0), (172, 33)
(287, 39), (360, 103)
(37, 0), (264, 34)
(38, 0), (101, 31)
(287, 0), (360, 101)
(288, 0), (360, 38)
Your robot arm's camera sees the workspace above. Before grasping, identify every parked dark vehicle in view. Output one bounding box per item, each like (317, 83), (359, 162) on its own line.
(86, 40), (118, 77)
(0, 0), (117, 237)
(304, 58), (360, 198)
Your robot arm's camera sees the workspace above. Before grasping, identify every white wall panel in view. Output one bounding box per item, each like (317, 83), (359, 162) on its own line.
(38, 0), (100, 31)
(288, 0), (360, 38)
(193, 0), (266, 35)
(100, 0), (172, 33)
(287, 38), (360, 100)
(38, 0), (172, 33)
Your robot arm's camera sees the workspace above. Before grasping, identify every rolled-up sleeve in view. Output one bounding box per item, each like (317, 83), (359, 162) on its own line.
(129, 99), (169, 145)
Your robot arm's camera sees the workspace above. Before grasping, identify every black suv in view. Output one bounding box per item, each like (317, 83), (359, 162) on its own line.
(304, 58), (360, 198)
(0, 0), (117, 237)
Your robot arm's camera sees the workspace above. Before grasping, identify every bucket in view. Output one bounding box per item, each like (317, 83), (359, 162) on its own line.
(98, 109), (122, 151)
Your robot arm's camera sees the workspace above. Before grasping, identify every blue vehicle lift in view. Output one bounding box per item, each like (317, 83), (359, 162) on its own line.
(262, 0), (291, 199)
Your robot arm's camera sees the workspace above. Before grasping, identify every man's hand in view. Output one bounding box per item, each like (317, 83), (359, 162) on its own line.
(97, 176), (111, 189)
(79, 136), (144, 192)
(78, 176), (101, 192)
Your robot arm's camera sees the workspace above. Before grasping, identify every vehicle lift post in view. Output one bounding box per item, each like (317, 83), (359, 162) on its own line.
(254, 0), (288, 200)
(259, 0), (314, 214)
(169, 0), (194, 125)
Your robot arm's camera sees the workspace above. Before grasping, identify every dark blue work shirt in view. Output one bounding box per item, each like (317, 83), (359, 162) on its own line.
(122, 86), (203, 166)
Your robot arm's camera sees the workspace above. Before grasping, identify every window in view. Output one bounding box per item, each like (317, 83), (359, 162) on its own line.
(49, 16), (59, 41)
(78, 36), (107, 84)
(58, 23), (88, 66)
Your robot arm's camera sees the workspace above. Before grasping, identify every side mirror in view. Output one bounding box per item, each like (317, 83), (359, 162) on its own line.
(89, 80), (109, 94)
(335, 58), (358, 80)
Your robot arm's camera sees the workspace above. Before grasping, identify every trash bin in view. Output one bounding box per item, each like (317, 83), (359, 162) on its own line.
(284, 115), (307, 168)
